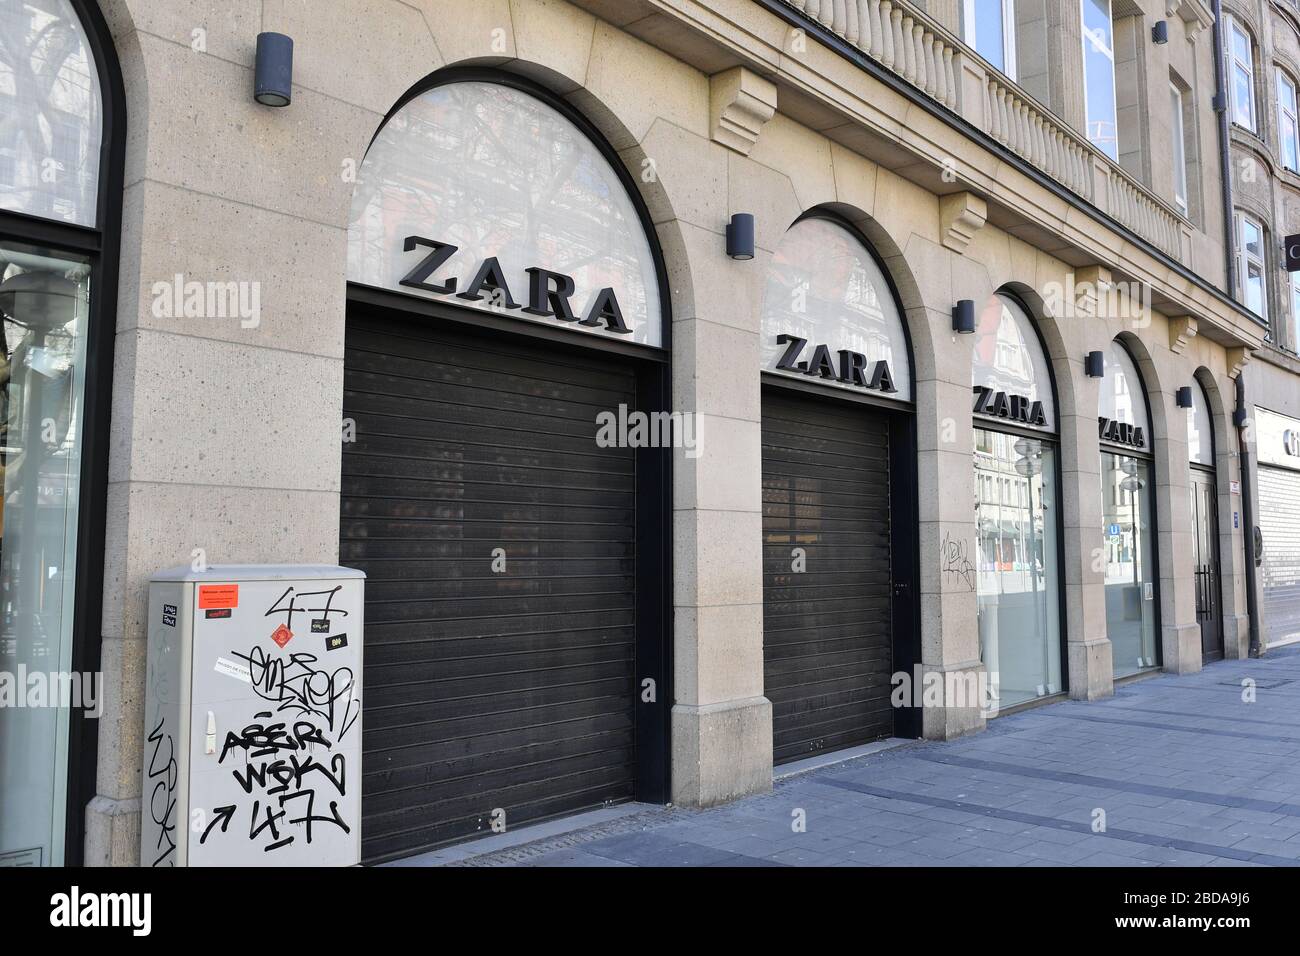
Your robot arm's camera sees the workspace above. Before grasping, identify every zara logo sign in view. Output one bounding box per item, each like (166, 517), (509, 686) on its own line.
(972, 386), (1047, 427)
(1099, 416), (1146, 449)
(398, 236), (632, 334)
(774, 334), (897, 393)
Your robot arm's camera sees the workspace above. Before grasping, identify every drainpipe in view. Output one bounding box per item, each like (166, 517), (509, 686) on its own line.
(1212, 0), (1237, 295)
(1235, 374), (1263, 657)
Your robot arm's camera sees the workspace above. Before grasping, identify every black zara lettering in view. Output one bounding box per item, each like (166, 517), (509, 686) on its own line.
(1098, 416), (1146, 449)
(398, 236), (632, 335)
(972, 385), (1047, 427)
(774, 334), (897, 394)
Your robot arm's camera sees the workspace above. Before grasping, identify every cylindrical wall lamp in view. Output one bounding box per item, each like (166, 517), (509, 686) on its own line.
(952, 299), (975, 334)
(1085, 350), (1105, 377)
(726, 214), (755, 260)
(1176, 386), (1194, 408)
(1151, 21), (1169, 44)
(254, 32), (294, 107)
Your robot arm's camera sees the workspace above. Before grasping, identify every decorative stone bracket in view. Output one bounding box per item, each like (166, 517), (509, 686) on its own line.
(939, 192), (987, 255)
(1169, 315), (1198, 354)
(709, 66), (778, 156)
(1227, 345), (1252, 379)
(1074, 264), (1112, 318)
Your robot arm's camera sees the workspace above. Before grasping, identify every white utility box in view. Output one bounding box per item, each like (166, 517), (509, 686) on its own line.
(140, 565), (364, 867)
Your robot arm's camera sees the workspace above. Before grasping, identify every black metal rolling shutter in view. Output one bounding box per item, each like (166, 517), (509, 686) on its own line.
(1260, 465), (1300, 647)
(761, 389), (893, 764)
(342, 313), (637, 862)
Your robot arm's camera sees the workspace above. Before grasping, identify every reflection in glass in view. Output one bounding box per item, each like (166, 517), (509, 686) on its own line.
(974, 428), (1062, 708)
(347, 80), (662, 346)
(0, 0), (103, 226)
(971, 293), (1055, 428)
(1081, 0), (1118, 159)
(0, 243), (89, 866)
(1101, 452), (1157, 676)
(759, 217), (912, 402)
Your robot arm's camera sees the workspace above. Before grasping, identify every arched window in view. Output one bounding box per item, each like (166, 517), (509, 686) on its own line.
(0, 0), (122, 867)
(971, 293), (1062, 709)
(1187, 379), (1214, 467)
(348, 78), (663, 347)
(1098, 340), (1159, 677)
(759, 215), (912, 402)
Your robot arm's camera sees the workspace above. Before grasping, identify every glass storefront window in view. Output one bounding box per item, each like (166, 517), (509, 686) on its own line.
(1101, 452), (1157, 675)
(0, 0), (103, 226)
(0, 242), (90, 867)
(974, 427), (1062, 709)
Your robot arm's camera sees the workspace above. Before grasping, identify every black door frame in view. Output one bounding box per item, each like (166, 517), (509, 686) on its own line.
(0, 0), (125, 866)
(1191, 463), (1225, 662)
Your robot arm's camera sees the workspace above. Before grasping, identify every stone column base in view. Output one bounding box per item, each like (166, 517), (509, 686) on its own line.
(1223, 613), (1250, 660)
(919, 660), (986, 739)
(671, 697), (772, 807)
(84, 795), (141, 867)
(1162, 623), (1203, 675)
(1067, 639), (1114, 700)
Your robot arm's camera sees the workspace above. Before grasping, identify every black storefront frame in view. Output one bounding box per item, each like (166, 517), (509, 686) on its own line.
(0, 0), (124, 866)
(1190, 377), (1225, 663)
(1099, 339), (1164, 675)
(344, 66), (674, 812)
(971, 290), (1071, 713)
(758, 208), (922, 740)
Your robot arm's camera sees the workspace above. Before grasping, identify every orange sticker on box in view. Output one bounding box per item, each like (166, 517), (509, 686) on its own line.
(198, 584), (239, 609)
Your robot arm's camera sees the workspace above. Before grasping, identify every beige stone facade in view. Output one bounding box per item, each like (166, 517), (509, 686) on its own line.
(75, 0), (1278, 864)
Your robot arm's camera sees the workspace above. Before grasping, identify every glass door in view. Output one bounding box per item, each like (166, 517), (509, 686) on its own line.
(974, 428), (1062, 709)
(1190, 467), (1223, 662)
(1101, 452), (1158, 676)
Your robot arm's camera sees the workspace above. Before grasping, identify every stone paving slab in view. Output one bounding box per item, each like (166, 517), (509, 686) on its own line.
(442, 646), (1300, 867)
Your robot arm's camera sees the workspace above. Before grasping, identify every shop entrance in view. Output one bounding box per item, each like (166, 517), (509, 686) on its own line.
(1190, 467), (1223, 662)
(761, 388), (910, 763)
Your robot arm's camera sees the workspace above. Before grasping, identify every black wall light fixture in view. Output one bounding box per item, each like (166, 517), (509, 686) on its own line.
(1176, 386), (1194, 408)
(254, 32), (294, 107)
(1152, 20), (1169, 44)
(952, 298), (975, 334)
(1085, 350), (1105, 377)
(726, 214), (755, 260)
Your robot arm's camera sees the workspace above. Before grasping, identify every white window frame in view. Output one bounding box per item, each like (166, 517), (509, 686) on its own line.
(964, 0), (1018, 80)
(1080, 0), (1119, 160)
(1170, 82), (1188, 216)
(1238, 213), (1268, 322)
(1226, 16), (1257, 132)
(1279, 69), (1300, 171)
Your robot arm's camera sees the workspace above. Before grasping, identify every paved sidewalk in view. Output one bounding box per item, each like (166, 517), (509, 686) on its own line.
(443, 645), (1300, 866)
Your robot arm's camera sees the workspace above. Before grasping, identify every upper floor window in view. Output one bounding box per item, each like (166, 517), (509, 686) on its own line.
(1170, 82), (1188, 215)
(964, 0), (1017, 80)
(1279, 69), (1299, 171)
(1227, 17), (1256, 132)
(1237, 213), (1267, 320)
(1081, 0), (1118, 160)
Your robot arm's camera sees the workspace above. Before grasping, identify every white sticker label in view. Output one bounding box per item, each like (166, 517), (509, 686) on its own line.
(1143, 582), (1153, 601)
(214, 656), (251, 683)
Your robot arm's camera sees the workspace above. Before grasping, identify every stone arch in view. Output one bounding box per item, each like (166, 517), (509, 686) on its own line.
(345, 57), (693, 339)
(811, 200), (934, 379)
